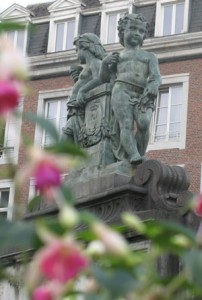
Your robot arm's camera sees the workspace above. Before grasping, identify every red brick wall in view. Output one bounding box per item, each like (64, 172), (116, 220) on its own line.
(16, 75), (73, 207)
(147, 58), (202, 192)
(16, 58), (202, 210)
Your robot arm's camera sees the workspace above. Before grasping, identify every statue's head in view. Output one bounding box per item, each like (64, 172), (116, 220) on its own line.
(74, 33), (105, 62)
(118, 13), (148, 47)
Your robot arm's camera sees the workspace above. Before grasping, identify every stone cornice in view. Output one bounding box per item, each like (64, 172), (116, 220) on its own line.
(28, 31), (202, 78)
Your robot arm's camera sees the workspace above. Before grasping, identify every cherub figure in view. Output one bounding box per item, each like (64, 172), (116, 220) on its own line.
(62, 33), (105, 143)
(100, 13), (161, 164)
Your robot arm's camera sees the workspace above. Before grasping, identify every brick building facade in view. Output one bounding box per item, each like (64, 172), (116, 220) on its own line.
(0, 0), (202, 219)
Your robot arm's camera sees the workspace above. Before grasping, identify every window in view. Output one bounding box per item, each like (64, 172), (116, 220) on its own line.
(7, 29), (27, 54)
(0, 113), (22, 164)
(155, 0), (189, 37)
(107, 12), (126, 44)
(154, 84), (182, 142)
(0, 180), (14, 220)
(148, 73), (189, 150)
(43, 99), (67, 147)
(55, 20), (75, 51)
(163, 2), (184, 35)
(100, 0), (133, 45)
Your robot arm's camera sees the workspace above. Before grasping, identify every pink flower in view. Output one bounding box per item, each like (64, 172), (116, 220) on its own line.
(0, 80), (20, 116)
(33, 281), (63, 300)
(36, 239), (89, 283)
(34, 160), (62, 197)
(195, 193), (202, 216)
(33, 286), (53, 300)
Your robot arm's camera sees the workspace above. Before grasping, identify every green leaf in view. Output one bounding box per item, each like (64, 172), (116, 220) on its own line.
(46, 141), (87, 158)
(60, 185), (75, 205)
(183, 249), (202, 288)
(91, 264), (136, 298)
(27, 195), (42, 212)
(23, 112), (59, 142)
(141, 220), (196, 254)
(0, 220), (36, 254)
(0, 22), (26, 32)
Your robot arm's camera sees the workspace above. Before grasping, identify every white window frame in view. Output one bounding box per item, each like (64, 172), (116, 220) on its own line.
(48, 16), (79, 53)
(47, 0), (81, 54)
(6, 27), (28, 55)
(0, 99), (23, 165)
(54, 18), (76, 52)
(34, 89), (72, 148)
(42, 98), (67, 147)
(155, 0), (190, 37)
(0, 180), (15, 221)
(148, 73), (189, 151)
(100, 0), (133, 45)
(200, 163), (202, 193)
(0, 4), (30, 56)
(106, 11), (127, 44)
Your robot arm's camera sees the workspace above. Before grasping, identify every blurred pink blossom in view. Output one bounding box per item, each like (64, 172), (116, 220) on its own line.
(36, 239), (89, 283)
(16, 147), (78, 200)
(0, 80), (20, 116)
(34, 160), (62, 198)
(33, 281), (63, 300)
(195, 193), (202, 216)
(33, 285), (53, 300)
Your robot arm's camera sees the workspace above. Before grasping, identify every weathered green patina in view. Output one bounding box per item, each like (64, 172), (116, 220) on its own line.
(100, 13), (161, 164)
(62, 33), (105, 144)
(64, 14), (161, 181)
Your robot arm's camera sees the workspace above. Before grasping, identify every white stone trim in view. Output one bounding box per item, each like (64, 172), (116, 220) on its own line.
(0, 99), (23, 165)
(148, 73), (189, 151)
(155, 0), (190, 37)
(133, 0), (157, 5)
(200, 163), (202, 193)
(0, 179), (15, 221)
(100, 0), (133, 44)
(34, 88), (72, 148)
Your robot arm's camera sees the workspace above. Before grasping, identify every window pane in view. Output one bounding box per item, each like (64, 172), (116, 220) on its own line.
(46, 102), (57, 120)
(59, 100), (67, 131)
(55, 23), (64, 51)
(170, 105), (181, 123)
(169, 122), (181, 140)
(16, 30), (25, 51)
(158, 90), (169, 107)
(107, 14), (117, 43)
(7, 31), (15, 43)
(175, 3), (184, 34)
(163, 5), (172, 36)
(66, 21), (75, 50)
(0, 212), (7, 219)
(171, 85), (182, 105)
(60, 100), (67, 118)
(44, 134), (53, 146)
(0, 190), (9, 208)
(155, 124), (167, 141)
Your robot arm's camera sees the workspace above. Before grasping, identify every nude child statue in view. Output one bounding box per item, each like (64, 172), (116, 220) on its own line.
(100, 13), (161, 164)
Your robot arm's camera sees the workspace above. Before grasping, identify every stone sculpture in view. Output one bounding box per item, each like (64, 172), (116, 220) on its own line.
(100, 13), (161, 164)
(62, 33), (105, 143)
(63, 13), (162, 181)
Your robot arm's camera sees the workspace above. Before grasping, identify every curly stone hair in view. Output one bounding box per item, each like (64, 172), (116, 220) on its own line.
(118, 13), (148, 46)
(74, 33), (105, 60)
